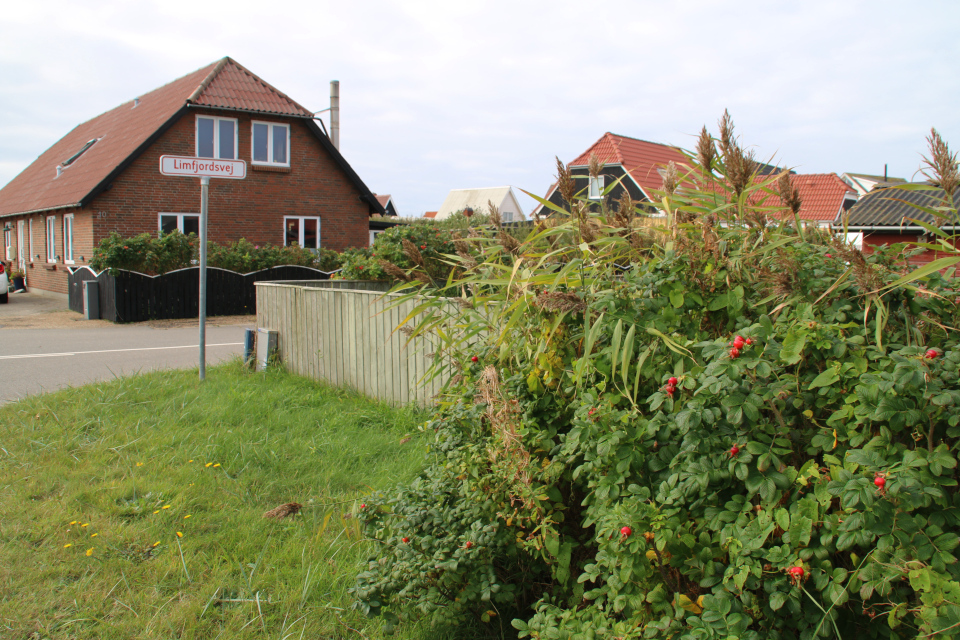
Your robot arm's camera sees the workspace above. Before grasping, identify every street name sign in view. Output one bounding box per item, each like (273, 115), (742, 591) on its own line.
(159, 155), (246, 179)
(158, 155), (246, 381)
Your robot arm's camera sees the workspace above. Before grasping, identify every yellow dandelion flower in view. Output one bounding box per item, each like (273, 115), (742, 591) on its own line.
(91, 533), (98, 537)
(136, 462), (144, 467)
(176, 531), (183, 538)
(64, 543), (72, 548)
(188, 459), (194, 463)
(183, 515), (191, 519)
(162, 505), (171, 510)
(213, 463), (221, 468)
(86, 548), (94, 556)
(69, 520), (78, 525)
(80, 523), (89, 528)
(152, 541), (161, 547)
(153, 510), (160, 514)
(205, 463), (212, 468)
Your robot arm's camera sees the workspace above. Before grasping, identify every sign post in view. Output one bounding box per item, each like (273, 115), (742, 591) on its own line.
(160, 155), (246, 381)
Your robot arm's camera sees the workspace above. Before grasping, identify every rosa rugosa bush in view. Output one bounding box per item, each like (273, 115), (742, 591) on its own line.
(352, 117), (960, 639)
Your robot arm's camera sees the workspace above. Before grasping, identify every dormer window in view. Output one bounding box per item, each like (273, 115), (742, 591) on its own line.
(196, 116), (237, 159)
(252, 121), (290, 166)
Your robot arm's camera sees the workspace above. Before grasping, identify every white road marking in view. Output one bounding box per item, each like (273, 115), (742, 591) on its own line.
(0, 343), (244, 360)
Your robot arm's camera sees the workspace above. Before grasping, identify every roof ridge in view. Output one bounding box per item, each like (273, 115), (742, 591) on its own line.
(606, 132), (680, 150)
(186, 57), (230, 104)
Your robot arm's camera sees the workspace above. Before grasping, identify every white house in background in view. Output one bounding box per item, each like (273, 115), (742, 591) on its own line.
(841, 172), (906, 197)
(434, 186), (525, 222)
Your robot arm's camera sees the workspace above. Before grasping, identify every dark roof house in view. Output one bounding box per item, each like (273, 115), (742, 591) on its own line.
(0, 57), (384, 296)
(834, 184), (959, 264)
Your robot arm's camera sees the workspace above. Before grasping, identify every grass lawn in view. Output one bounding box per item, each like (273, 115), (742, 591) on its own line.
(0, 361), (450, 639)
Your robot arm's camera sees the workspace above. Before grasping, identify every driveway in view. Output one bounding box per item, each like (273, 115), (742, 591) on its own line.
(0, 292), (255, 404)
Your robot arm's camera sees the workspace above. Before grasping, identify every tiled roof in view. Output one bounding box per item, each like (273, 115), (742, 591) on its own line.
(0, 58), (315, 217)
(423, 211), (438, 219)
(375, 195), (392, 207)
(774, 173), (857, 222)
(569, 132), (689, 195)
(839, 184), (959, 228)
(188, 58), (312, 117)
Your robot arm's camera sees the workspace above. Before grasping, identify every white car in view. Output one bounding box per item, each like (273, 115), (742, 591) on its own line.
(0, 263), (8, 303)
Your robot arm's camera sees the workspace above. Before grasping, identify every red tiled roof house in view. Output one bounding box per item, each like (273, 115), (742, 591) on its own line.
(0, 57), (384, 297)
(535, 132), (688, 215)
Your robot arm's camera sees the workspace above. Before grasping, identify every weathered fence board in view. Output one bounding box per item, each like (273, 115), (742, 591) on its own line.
(255, 281), (446, 405)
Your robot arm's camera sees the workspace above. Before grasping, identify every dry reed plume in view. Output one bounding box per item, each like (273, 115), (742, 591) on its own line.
(263, 502), (303, 519)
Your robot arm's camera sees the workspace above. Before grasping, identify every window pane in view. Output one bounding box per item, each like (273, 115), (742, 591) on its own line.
(253, 123), (269, 162)
(198, 118), (214, 158)
(219, 120), (235, 159)
(303, 218), (317, 249)
(183, 216), (200, 236)
(160, 215), (177, 235)
(285, 219), (300, 246)
(273, 125), (288, 164)
(64, 218), (73, 260)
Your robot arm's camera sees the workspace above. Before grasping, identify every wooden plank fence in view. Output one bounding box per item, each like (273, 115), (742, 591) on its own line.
(255, 280), (448, 405)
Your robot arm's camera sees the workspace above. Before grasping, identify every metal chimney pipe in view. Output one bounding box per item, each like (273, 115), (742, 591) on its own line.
(330, 80), (340, 151)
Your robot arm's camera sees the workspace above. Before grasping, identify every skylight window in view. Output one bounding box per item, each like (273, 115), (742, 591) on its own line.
(61, 138), (99, 167)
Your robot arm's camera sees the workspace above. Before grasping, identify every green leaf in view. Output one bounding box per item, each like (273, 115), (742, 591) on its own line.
(780, 329), (808, 365)
(808, 366), (840, 390)
(669, 289), (684, 308)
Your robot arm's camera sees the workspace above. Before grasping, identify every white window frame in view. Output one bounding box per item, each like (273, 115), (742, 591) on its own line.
(158, 212), (201, 235)
(3, 229), (11, 261)
(63, 214), (74, 264)
(29, 218), (34, 262)
(46, 216), (57, 263)
(369, 229), (384, 246)
(588, 176), (604, 200)
(17, 220), (25, 270)
(195, 115), (238, 160)
(251, 121), (291, 167)
(284, 216), (321, 250)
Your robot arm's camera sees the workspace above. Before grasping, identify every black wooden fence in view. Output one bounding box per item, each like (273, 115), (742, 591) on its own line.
(67, 265), (335, 323)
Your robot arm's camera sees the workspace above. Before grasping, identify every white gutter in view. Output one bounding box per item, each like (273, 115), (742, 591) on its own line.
(0, 203), (82, 219)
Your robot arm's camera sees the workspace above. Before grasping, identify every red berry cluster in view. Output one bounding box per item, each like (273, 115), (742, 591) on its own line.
(664, 376), (679, 397)
(728, 335), (753, 359)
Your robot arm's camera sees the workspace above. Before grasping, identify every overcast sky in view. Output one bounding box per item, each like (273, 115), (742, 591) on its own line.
(1, 0), (957, 217)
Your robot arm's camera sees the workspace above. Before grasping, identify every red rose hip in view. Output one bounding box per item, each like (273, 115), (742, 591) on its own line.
(402, 537), (410, 543)
(788, 566), (804, 578)
(668, 377), (678, 386)
(925, 349), (939, 359)
(471, 355), (479, 362)
(874, 476), (886, 489)
(620, 526), (632, 538)
(733, 336), (745, 349)
(730, 445), (740, 456)
(464, 541), (473, 549)
(729, 347), (740, 358)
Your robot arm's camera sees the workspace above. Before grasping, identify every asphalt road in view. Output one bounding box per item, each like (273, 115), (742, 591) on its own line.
(0, 293), (251, 405)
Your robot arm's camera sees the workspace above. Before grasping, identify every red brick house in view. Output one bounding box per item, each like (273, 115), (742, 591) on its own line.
(0, 57), (384, 297)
